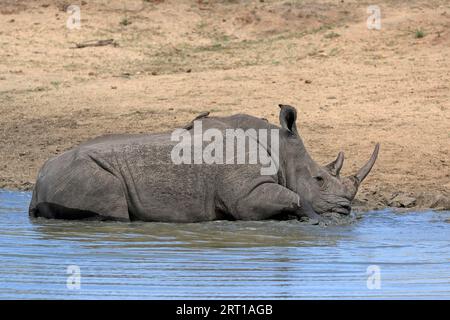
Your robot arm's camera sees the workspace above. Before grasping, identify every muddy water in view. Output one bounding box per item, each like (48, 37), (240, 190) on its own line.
(0, 189), (449, 299)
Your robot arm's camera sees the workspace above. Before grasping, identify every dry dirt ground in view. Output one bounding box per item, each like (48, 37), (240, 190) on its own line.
(0, 0), (449, 210)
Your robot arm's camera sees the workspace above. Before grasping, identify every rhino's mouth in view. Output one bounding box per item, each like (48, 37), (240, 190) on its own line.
(318, 197), (352, 216)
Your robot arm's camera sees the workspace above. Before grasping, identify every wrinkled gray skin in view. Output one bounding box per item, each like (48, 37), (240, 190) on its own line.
(29, 105), (379, 223)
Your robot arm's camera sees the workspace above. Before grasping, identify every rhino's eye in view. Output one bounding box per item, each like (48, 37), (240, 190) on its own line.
(314, 176), (325, 188)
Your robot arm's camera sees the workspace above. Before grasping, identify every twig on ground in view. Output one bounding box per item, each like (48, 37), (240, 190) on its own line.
(72, 39), (117, 49)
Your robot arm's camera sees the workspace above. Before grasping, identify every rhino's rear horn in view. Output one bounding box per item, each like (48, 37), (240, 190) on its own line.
(278, 104), (299, 137)
(353, 143), (380, 185)
(325, 151), (344, 176)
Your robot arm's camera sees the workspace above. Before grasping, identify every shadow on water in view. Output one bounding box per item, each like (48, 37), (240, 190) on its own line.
(0, 189), (449, 299)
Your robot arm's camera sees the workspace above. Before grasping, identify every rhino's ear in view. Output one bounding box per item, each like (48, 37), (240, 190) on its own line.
(278, 104), (299, 137)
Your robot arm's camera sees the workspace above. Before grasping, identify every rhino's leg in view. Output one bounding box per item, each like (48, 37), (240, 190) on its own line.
(31, 158), (130, 221)
(235, 183), (320, 221)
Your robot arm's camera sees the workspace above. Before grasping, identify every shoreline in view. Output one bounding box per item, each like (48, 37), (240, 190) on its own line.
(1, 185), (449, 212)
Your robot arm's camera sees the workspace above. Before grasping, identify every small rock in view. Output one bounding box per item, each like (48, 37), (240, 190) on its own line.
(307, 218), (320, 225)
(22, 181), (34, 191)
(388, 193), (416, 208)
(430, 194), (450, 210)
(186, 69), (192, 73)
(305, 79), (312, 84)
(111, 86), (117, 89)
(151, 71), (157, 76)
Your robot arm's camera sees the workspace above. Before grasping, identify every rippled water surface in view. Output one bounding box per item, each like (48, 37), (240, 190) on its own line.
(0, 190), (449, 299)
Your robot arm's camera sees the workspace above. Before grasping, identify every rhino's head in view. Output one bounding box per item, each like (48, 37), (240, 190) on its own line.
(278, 104), (379, 215)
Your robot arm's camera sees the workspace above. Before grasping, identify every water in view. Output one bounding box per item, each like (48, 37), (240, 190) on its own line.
(0, 190), (449, 299)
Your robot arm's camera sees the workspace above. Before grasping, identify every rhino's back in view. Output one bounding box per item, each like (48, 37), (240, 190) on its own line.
(72, 132), (222, 221)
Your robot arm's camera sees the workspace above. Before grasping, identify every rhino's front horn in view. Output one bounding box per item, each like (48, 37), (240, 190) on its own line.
(353, 143), (380, 185)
